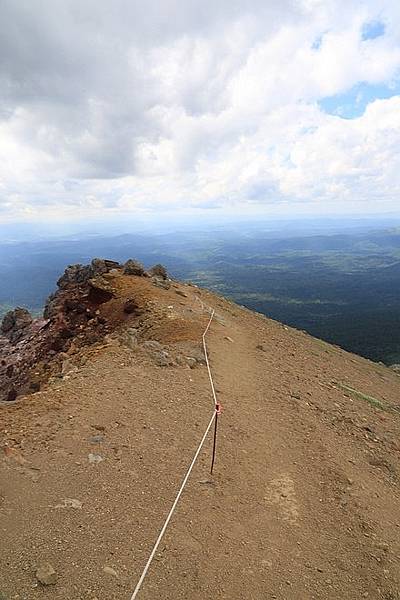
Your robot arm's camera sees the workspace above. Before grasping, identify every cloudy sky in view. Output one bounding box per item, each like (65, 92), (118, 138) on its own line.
(1, 0), (400, 223)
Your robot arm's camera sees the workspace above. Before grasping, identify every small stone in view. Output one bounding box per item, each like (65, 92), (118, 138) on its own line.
(88, 453), (104, 464)
(152, 277), (170, 289)
(154, 352), (170, 367)
(90, 435), (105, 444)
(142, 340), (163, 351)
(36, 562), (57, 585)
(376, 542), (389, 552)
(55, 498), (82, 509)
(103, 566), (118, 578)
(185, 357), (197, 369)
(123, 298), (139, 314)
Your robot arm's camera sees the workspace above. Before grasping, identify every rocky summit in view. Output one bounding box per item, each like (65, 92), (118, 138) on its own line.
(1, 261), (400, 600)
(0, 258), (170, 403)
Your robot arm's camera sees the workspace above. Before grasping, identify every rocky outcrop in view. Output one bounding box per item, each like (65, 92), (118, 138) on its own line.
(0, 257), (167, 402)
(1, 308), (33, 343)
(148, 264), (168, 280)
(123, 259), (146, 276)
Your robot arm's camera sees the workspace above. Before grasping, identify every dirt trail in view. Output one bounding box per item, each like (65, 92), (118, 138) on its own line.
(2, 277), (400, 599)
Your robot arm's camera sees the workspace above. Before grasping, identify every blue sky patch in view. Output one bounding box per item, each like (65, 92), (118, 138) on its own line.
(319, 81), (400, 119)
(361, 20), (385, 41)
(312, 35), (323, 50)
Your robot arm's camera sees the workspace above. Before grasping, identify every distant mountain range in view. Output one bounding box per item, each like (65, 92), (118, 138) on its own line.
(1, 221), (400, 364)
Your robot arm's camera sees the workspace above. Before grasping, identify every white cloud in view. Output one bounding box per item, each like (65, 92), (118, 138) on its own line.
(0, 0), (400, 221)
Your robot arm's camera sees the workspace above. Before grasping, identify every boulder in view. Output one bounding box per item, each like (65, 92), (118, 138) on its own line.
(123, 259), (145, 276)
(88, 277), (115, 303)
(1, 308), (33, 342)
(57, 264), (92, 289)
(148, 264), (168, 279)
(91, 258), (120, 276)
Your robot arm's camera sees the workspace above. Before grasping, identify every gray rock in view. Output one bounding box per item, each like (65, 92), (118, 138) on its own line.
(142, 340), (163, 351)
(183, 346), (206, 365)
(36, 562), (58, 585)
(185, 357), (197, 369)
(91, 258), (120, 275)
(121, 329), (139, 350)
(1, 307), (33, 338)
(175, 289), (188, 298)
(103, 566), (118, 578)
(88, 453), (104, 464)
(123, 259), (145, 276)
(154, 351), (171, 367)
(56, 263), (92, 289)
(152, 276), (170, 290)
(148, 264), (168, 279)
(91, 258), (110, 275)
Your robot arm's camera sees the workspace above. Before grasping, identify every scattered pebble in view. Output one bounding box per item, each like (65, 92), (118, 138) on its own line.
(88, 453), (104, 464)
(36, 562), (58, 585)
(55, 498), (83, 509)
(103, 566), (118, 578)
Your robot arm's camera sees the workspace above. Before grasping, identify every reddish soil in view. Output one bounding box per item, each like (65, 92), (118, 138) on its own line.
(1, 274), (400, 599)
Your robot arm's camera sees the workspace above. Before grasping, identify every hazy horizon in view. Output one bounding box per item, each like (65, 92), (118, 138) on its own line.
(2, 212), (400, 243)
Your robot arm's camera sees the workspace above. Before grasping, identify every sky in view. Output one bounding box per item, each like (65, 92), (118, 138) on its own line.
(1, 0), (400, 224)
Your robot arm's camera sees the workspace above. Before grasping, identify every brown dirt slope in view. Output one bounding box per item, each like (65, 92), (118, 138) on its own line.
(1, 272), (400, 599)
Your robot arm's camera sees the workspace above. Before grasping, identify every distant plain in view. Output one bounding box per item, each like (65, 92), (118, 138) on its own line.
(1, 217), (400, 365)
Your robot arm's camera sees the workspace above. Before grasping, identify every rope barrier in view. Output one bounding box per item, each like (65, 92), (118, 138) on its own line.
(129, 305), (219, 600)
(202, 309), (218, 408)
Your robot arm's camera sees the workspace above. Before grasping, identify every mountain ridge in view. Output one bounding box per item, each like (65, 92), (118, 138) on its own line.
(1, 260), (400, 598)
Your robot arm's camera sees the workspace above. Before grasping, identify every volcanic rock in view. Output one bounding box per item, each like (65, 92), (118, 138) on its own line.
(0, 259), (141, 402)
(1, 307), (33, 342)
(148, 264), (168, 279)
(123, 259), (145, 276)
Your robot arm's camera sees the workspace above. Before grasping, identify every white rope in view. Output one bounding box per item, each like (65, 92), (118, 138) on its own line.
(202, 309), (218, 408)
(129, 307), (217, 600)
